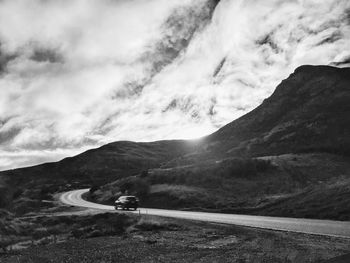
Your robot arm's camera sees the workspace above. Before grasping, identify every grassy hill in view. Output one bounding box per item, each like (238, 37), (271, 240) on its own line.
(90, 153), (350, 220)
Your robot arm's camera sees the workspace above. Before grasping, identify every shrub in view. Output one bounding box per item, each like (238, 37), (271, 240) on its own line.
(135, 217), (180, 232)
(47, 225), (64, 243)
(32, 227), (48, 240)
(0, 235), (22, 252)
(89, 185), (100, 194)
(140, 170), (149, 178)
(0, 187), (12, 209)
(71, 228), (85, 239)
(86, 229), (103, 238)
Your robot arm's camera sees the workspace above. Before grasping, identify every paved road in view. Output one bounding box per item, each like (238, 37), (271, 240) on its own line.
(60, 189), (350, 238)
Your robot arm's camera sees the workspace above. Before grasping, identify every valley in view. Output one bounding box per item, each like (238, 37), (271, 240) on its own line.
(1, 65), (350, 262)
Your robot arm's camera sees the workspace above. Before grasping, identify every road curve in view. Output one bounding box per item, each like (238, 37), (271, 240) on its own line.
(60, 189), (350, 238)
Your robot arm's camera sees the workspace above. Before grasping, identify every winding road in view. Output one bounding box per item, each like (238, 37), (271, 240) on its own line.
(60, 189), (350, 238)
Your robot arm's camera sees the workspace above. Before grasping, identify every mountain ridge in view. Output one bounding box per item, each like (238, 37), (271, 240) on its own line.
(3, 65), (349, 176)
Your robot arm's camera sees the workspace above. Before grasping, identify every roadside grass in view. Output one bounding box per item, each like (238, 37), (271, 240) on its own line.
(144, 184), (212, 209)
(259, 177), (350, 220)
(2, 214), (350, 263)
(134, 216), (182, 232)
(0, 211), (183, 253)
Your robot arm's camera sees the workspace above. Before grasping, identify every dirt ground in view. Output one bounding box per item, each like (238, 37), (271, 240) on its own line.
(1, 215), (350, 263)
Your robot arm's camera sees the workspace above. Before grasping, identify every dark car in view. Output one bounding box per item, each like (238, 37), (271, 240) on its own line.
(114, 196), (138, 210)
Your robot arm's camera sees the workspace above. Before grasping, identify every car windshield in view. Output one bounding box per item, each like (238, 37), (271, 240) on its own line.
(119, 196), (136, 201)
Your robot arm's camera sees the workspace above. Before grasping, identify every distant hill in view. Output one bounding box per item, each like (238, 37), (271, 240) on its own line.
(1, 65), (350, 219)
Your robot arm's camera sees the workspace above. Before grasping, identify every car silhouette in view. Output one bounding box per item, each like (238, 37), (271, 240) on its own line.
(114, 196), (138, 210)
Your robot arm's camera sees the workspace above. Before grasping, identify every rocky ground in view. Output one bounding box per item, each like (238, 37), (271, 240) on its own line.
(1, 213), (350, 263)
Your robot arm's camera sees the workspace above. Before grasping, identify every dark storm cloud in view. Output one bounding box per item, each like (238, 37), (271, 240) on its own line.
(0, 126), (21, 146)
(213, 57), (226, 77)
(30, 48), (63, 63)
(256, 34), (281, 53)
(315, 31), (343, 46)
(330, 56), (350, 66)
(141, 1), (217, 77)
(0, 43), (17, 74)
(109, 1), (216, 101)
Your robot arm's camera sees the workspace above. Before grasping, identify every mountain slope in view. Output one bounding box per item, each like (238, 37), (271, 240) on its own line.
(206, 65), (350, 157)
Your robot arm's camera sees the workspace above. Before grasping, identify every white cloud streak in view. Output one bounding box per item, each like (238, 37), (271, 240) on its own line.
(0, 0), (349, 170)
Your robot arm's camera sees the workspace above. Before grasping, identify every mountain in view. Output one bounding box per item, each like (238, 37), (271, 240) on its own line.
(196, 65), (350, 159)
(1, 65), (349, 219)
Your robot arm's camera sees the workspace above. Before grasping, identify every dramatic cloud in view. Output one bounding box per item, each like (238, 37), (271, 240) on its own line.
(0, 0), (349, 170)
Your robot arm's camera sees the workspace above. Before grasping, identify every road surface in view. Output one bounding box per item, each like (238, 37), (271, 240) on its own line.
(60, 188), (350, 238)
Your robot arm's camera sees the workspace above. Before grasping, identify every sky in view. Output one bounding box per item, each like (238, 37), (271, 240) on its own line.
(0, 0), (349, 171)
